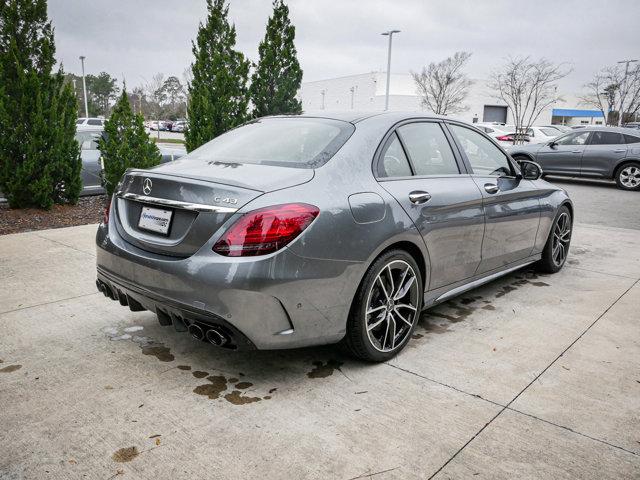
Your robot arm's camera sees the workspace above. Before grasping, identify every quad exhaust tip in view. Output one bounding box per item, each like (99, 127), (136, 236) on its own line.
(188, 323), (204, 341)
(206, 327), (228, 347)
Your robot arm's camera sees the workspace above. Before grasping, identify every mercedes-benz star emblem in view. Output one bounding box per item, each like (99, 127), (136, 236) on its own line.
(142, 178), (153, 195)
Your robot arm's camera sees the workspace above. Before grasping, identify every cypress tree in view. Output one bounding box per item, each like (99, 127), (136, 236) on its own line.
(250, 0), (303, 117)
(99, 88), (161, 197)
(0, 0), (81, 208)
(185, 0), (250, 152)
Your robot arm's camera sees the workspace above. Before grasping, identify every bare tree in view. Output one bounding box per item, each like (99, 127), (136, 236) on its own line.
(488, 57), (570, 144)
(580, 64), (640, 126)
(412, 51), (473, 115)
(144, 73), (166, 121)
(578, 67), (619, 125)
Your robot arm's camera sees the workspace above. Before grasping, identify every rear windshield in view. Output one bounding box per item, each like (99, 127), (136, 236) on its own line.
(187, 117), (355, 168)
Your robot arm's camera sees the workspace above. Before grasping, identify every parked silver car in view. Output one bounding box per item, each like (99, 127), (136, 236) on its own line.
(96, 112), (573, 361)
(508, 127), (640, 190)
(78, 128), (186, 196)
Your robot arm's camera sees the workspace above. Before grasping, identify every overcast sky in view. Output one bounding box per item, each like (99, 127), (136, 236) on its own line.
(50, 0), (640, 93)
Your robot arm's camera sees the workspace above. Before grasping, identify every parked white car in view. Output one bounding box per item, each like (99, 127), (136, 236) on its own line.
(474, 123), (526, 147)
(504, 126), (560, 144)
(76, 117), (105, 127)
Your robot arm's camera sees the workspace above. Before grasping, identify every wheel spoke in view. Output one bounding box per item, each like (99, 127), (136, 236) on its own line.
(386, 265), (395, 297)
(377, 276), (390, 301)
(366, 305), (386, 316)
(394, 274), (415, 301)
(389, 316), (396, 349)
(367, 312), (386, 332)
(393, 308), (413, 327)
(396, 303), (417, 312)
(381, 315), (390, 348)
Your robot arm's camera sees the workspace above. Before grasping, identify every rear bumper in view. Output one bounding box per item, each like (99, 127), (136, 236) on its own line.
(95, 221), (361, 350)
(96, 270), (256, 350)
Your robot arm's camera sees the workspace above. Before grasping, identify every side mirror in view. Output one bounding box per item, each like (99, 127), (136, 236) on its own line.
(548, 141), (557, 149)
(518, 159), (544, 180)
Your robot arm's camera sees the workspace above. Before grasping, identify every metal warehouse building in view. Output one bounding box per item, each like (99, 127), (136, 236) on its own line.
(298, 72), (605, 127)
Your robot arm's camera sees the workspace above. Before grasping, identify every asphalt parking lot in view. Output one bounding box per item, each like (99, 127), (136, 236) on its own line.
(1, 178), (639, 479)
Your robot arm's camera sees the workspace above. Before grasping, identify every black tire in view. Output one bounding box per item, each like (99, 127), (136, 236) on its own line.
(537, 205), (572, 274)
(614, 162), (640, 191)
(343, 249), (423, 362)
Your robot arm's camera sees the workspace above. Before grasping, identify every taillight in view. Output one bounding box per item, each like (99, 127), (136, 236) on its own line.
(213, 203), (319, 257)
(103, 200), (110, 225)
(496, 135), (513, 142)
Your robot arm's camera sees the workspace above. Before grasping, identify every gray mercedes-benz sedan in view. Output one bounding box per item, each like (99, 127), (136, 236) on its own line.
(508, 127), (640, 190)
(96, 112), (573, 361)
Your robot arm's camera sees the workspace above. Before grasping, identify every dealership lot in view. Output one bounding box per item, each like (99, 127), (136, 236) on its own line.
(1, 181), (639, 479)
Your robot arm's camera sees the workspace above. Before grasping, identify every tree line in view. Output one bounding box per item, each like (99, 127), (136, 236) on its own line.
(413, 51), (640, 139)
(0, 0), (303, 208)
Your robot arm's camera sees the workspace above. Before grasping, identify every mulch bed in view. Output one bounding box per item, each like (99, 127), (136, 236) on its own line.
(0, 195), (108, 235)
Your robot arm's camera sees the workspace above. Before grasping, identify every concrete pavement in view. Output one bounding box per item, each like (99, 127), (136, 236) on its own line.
(0, 222), (639, 479)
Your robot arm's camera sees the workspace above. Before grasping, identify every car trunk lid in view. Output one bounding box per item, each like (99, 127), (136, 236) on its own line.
(113, 162), (313, 257)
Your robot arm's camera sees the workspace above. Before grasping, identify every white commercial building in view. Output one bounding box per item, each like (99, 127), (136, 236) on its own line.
(298, 72), (605, 127)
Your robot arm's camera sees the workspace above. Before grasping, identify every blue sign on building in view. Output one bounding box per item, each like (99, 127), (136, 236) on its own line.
(552, 108), (604, 118)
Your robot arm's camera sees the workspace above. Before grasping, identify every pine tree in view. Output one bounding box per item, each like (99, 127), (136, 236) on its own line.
(99, 88), (161, 196)
(250, 0), (303, 118)
(0, 0), (82, 208)
(185, 0), (250, 152)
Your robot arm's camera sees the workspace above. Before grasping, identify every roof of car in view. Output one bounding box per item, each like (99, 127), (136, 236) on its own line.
(271, 110), (452, 124)
(571, 126), (640, 134)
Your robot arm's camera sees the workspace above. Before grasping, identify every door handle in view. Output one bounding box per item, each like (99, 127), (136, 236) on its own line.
(409, 191), (431, 204)
(571, 150), (582, 154)
(614, 149), (626, 153)
(484, 183), (499, 194)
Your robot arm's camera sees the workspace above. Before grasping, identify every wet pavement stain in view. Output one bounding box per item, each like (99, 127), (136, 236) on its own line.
(268, 388), (278, 394)
(0, 365), (22, 373)
(192, 370), (209, 379)
(112, 447), (139, 463)
(307, 360), (344, 379)
(234, 381), (253, 390)
(419, 318), (451, 334)
(141, 344), (174, 362)
(228, 377), (239, 383)
(224, 390), (262, 405)
(103, 326), (175, 363)
(482, 304), (496, 311)
(193, 375), (228, 399)
(412, 333), (424, 339)
(177, 365), (191, 371)
(495, 285), (518, 298)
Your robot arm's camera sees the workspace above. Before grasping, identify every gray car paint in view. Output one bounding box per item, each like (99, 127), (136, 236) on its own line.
(509, 126), (640, 179)
(95, 112), (572, 351)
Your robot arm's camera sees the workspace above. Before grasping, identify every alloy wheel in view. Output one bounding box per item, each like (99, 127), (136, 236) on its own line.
(619, 165), (640, 189)
(552, 212), (571, 267)
(365, 260), (419, 353)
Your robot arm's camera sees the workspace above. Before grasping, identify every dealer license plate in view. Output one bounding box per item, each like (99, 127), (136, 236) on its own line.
(138, 206), (173, 235)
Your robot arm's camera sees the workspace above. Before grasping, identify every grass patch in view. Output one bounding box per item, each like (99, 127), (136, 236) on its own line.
(152, 137), (185, 145)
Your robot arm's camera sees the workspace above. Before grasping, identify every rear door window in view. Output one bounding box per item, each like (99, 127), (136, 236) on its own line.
(624, 134), (640, 144)
(397, 123), (460, 176)
(449, 124), (513, 177)
(377, 133), (412, 178)
(590, 131), (624, 145)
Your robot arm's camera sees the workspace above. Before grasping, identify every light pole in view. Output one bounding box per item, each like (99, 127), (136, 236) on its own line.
(381, 29), (400, 111)
(617, 59), (638, 126)
(79, 56), (89, 118)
